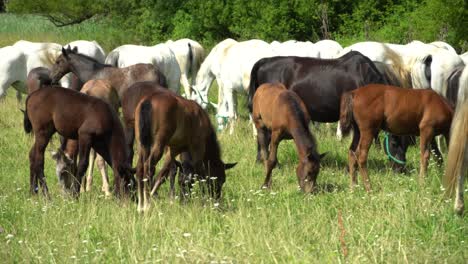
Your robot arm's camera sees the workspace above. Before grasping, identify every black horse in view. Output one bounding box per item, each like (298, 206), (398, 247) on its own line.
(247, 51), (409, 171)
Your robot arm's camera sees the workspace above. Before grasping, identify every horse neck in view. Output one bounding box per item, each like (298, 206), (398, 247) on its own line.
(69, 54), (105, 82)
(194, 56), (215, 92)
(289, 125), (317, 159)
(203, 129), (222, 163)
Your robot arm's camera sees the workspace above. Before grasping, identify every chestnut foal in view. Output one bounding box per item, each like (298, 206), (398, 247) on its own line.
(135, 91), (236, 212)
(252, 83), (324, 193)
(340, 84), (453, 192)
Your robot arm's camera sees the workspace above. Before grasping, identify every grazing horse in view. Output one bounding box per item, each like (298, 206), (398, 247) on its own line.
(166, 39), (206, 97)
(23, 85), (134, 197)
(252, 83), (324, 192)
(52, 79), (119, 196)
(105, 43), (180, 93)
(134, 92), (237, 212)
(247, 51), (388, 161)
(340, 84), (453, 192)
(50, 46), (166, 100)
(191, 38), (238, 109)
(121, 81), (170, 164)
(215, 39), (275, 133)
(444, 66), (468, 215)
(27, 67), (52, 94)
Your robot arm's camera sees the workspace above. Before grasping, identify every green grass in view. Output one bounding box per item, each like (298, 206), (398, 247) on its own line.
(0, 14), (466, 263)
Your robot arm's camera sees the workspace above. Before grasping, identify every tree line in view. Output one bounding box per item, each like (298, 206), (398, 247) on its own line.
(5, 0), (468, 51)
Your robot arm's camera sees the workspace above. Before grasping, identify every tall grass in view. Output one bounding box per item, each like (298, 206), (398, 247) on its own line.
(0, 14), (466, 263)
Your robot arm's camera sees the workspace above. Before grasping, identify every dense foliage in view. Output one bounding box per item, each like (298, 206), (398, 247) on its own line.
(6, 0), (468, 50)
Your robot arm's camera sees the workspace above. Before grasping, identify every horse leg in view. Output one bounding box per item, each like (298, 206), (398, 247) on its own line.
(29, 146), (38, 195)
(150, 150), (175, 198)
(168, 161), (178, 199)
(136, 145), (148, 212)
(348, 128), (360, 190)
(84, 149), (96, 192)
(418, 128), (433, 182)
(356, 130), (374, 192)
(96, 154), (111, 197)
(256, 127), (270, 165)
(180, 73), (192, 98)
(336, 123), (342, 141)
(430, 138), (443, 167)
(125, 124), (135, 164)
(73, 135), (92, 197)
(31, 129), (54, 197)
(262, 131), (281, 189)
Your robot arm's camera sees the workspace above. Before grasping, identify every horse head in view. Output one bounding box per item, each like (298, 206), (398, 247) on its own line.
(50, 46), (78, 84)
(297, 151), (326, 193)
(51, 148), (76, 193)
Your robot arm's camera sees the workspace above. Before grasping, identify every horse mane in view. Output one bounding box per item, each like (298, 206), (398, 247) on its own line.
(69, 51), (112, 67)
(204, 125), (222, 162)
(382, 45), (412, 88)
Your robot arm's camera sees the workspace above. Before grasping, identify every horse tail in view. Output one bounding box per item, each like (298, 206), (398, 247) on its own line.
(443, 98), (468, 197)
(187, 42), (193, 76)
(383, 44), (411, 88)
(247, 58), (264, 113)
(22, 96), (32, 134)
(138, 99), (153, 151)
(105, 49), (119, 66)
(339, 92), (354, 137)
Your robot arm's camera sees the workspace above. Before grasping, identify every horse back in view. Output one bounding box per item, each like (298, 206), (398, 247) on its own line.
(27, 86), (115, 139)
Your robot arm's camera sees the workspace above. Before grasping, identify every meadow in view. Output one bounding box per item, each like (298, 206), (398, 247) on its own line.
(0, 14), (466, 263)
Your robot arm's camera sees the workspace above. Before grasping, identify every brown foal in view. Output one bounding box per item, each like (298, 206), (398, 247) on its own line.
(340, 84), (453, 192)
(252, 83), (324, 193)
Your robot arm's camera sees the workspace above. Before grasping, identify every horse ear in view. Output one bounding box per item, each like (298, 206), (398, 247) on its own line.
(72, 46), (78, 53)
(62, 47), (68, 57)
(224, 162), (237, 170)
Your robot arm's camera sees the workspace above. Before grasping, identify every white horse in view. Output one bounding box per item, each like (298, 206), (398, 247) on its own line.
(216, 39), (275, 133)
(270, 40), (319, 57)
(444, 66), (468, 215)
(105, 43), (181, 93)
(191, 38), (238, 109)
(430, 41), (457, 54)
(460, 51), (468, 65)
(314, 39), (343, 58)
(0, 40), (106, 99)
(166, 39), (205, 98)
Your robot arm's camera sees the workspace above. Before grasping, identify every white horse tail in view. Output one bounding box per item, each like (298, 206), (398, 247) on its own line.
(410, 54), (432, 89)
(382, 44), (411, 88)
(105, 49), (120, 66)
(443, 97), (468, 197)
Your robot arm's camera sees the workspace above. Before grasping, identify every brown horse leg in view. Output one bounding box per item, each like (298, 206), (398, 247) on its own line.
(30, 129), (54, 197)
(419, 128), (433, 182)
(357, 130), (374, 192)
(29, 147), (38, 195)
(83, 149), (96, 192)
(168, 161), (178, 199)
(430, 138), (443, 166)
(125, 124), (135, 164)
(96, 154), (111, 197)
(256, 127), (270, 164)
(262, 131), (281, 189)
(348, 128), (360, 190)
(136, 146), (148, 212)
(150, 151), (175, 197)
(73, 135), (92, 197)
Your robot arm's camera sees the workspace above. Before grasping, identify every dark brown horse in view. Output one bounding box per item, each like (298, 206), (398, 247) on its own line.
(121, 81), (169, 164)
(50, 46), (166, 100)
(252, 83), (324, 193)
(23, 85), (135, 197)
(340, 84), (453, 192)
(135, 92), (236, 212)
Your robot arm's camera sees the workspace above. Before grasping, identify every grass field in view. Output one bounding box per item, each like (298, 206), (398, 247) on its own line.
(0, 14), (466, 263)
